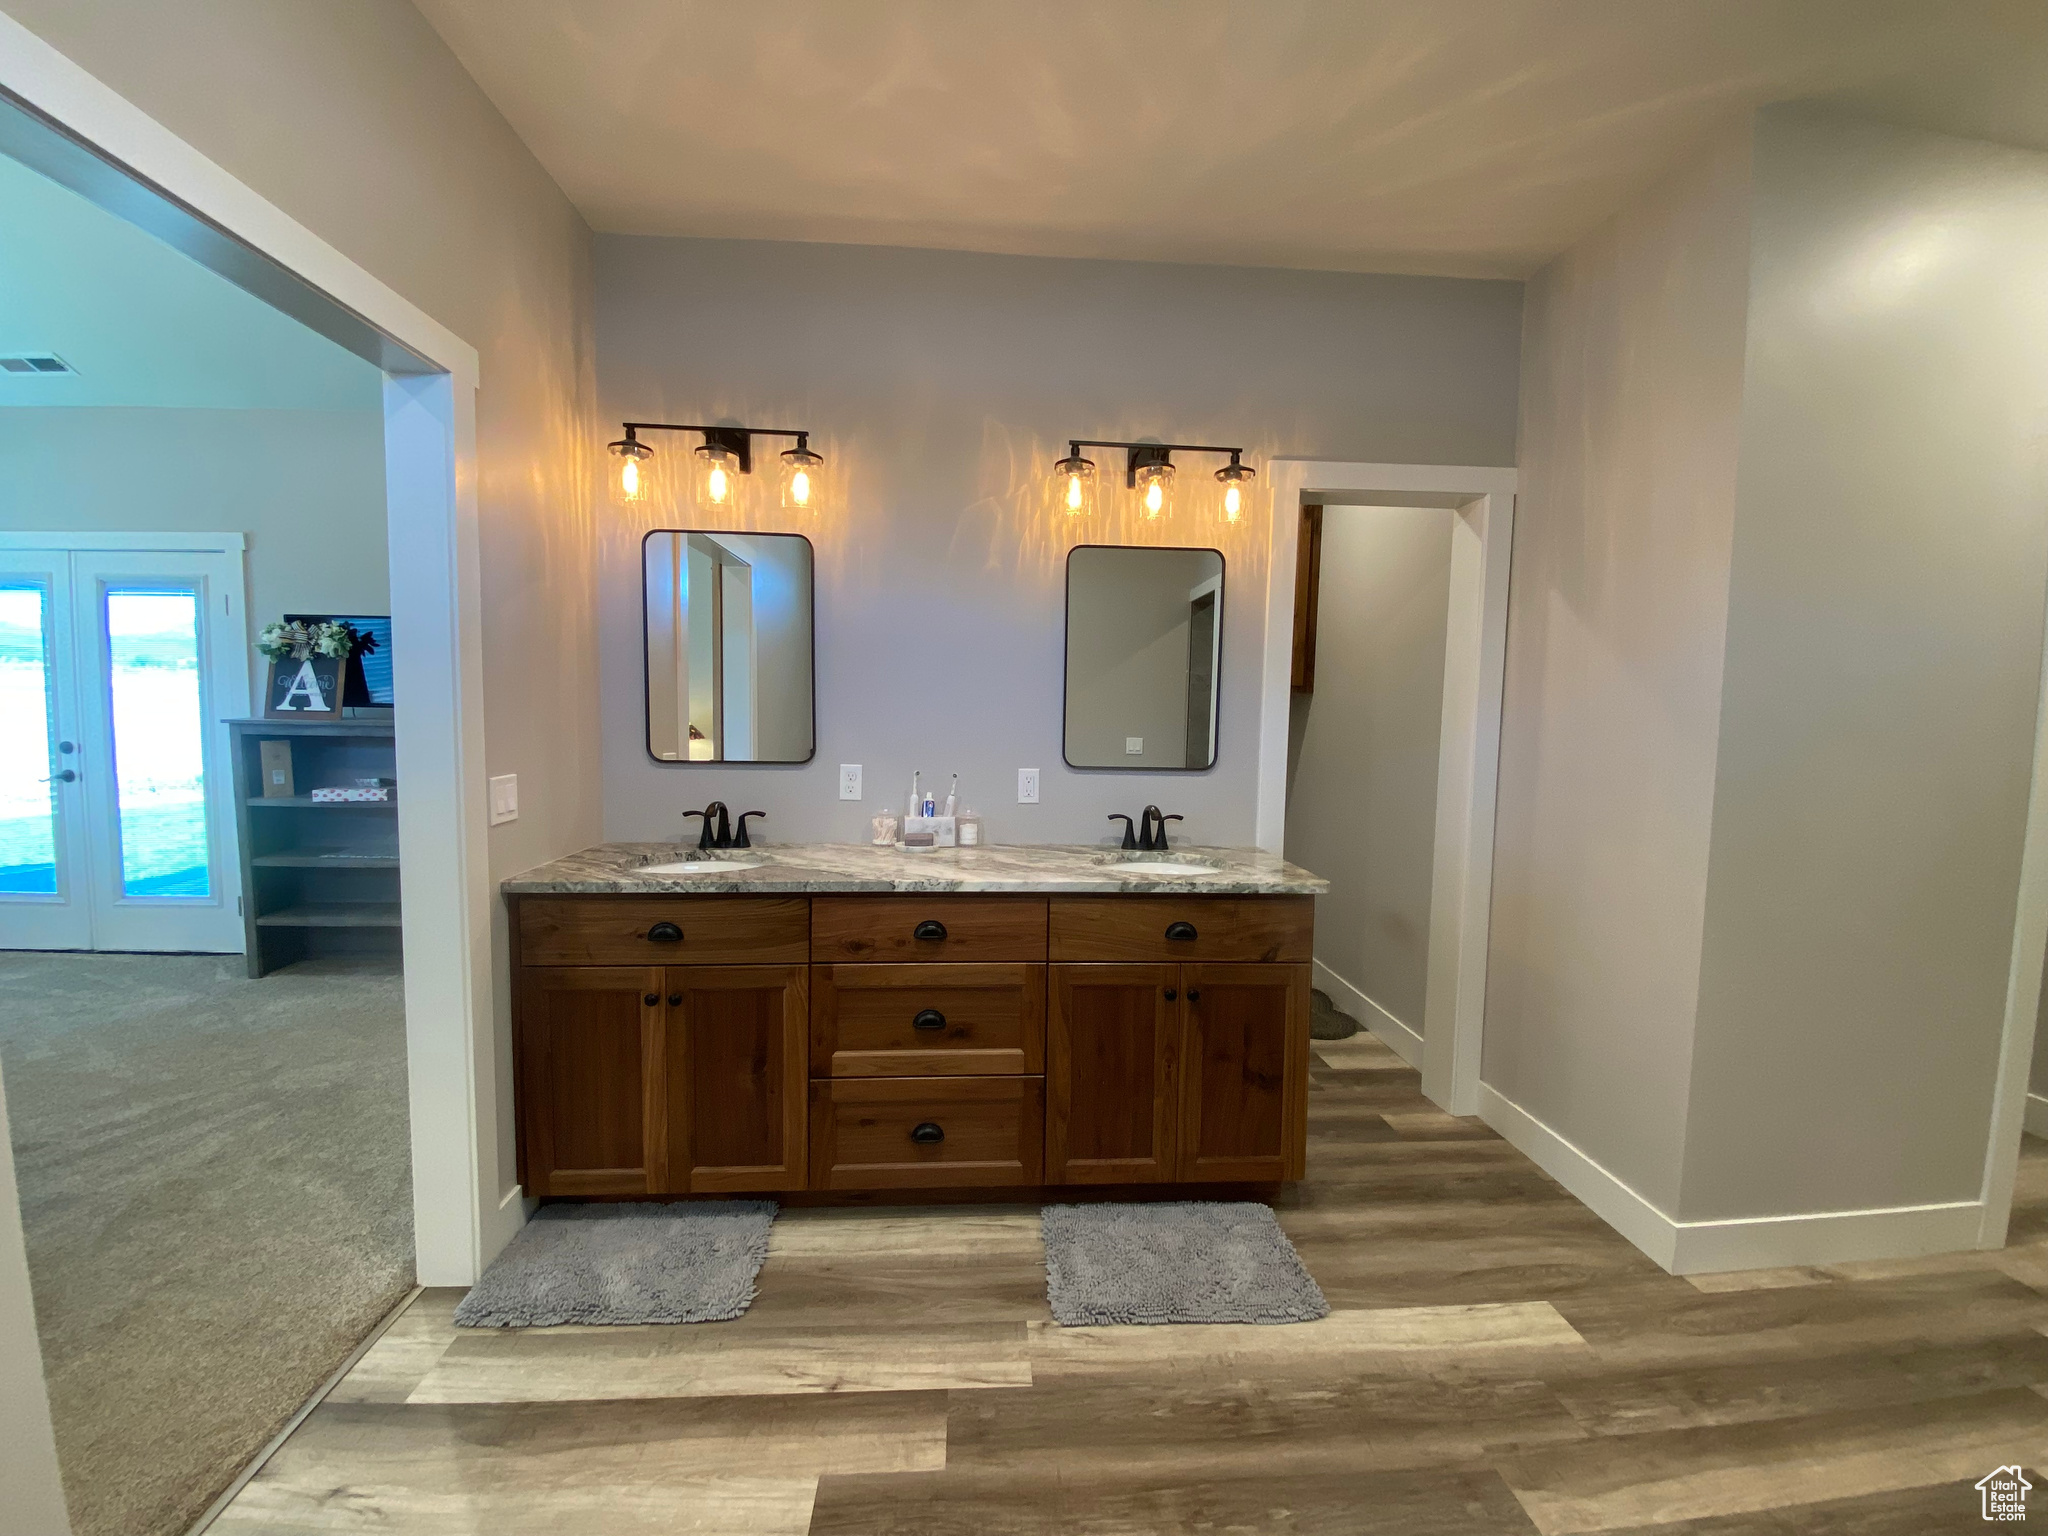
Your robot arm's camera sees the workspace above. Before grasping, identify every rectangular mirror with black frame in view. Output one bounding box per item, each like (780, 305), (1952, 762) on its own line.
(1063, 544), (1224, 770)
(643, 530), (815, 763)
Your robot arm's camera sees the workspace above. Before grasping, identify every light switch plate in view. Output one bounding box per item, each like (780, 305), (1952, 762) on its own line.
(1125, 737), (1144, 755)
(838, 763), (862, 800)
(488, 773), (518, 825)
(1018, 767), (1040, 804)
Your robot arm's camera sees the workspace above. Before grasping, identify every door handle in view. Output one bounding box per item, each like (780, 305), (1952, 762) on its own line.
(647, 921), (684, 943)
(667, 993), (683, 1007)
(41, 769), (77, 783)
(909, 1121), (945, 1144)
(1165, 920), (1197, 941)
(912, 1008), (947, 1031)
(913, 919), (948, 941)
(642, 992), (660, 1006)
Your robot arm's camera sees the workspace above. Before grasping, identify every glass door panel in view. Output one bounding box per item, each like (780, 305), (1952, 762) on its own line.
(105, 589), (211, 899)
(0, 582), (60, 895)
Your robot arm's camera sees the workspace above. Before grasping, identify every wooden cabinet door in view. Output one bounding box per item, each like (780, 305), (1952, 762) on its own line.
(1177, 962), (1310, 1183)
(517, 966), (665, 1197)
(1047, 963), (1180, 1184)
(665, 964), (808, 1192)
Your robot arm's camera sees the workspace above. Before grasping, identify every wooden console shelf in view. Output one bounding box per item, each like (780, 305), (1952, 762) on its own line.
(507, 891), (1312, 1201)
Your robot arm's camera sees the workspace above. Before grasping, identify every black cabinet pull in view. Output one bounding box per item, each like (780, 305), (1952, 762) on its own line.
(647, 921), (684, 943)
(1164, 987), (1178, 1001)
(912, 1008), (947, 1031)
(1187, 989), (1201, 1002)
(642, 992), (660, 1006)
(914, 919), (948, 941)
(1165, 920), (1198, 941)
(910, 1121), (945, 1144)
(667, 993), (683, 1006)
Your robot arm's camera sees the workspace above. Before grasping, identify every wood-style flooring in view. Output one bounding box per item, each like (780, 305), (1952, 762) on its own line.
(213, 1031), (2048, 1534)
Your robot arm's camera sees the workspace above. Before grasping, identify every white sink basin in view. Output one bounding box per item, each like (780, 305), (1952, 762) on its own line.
(640, 858), (769, 875)
(1110, 861), (1220, 878)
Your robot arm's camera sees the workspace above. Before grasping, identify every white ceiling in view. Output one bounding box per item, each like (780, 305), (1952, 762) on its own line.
(415, 0), (2048, 279)
(0, 153), (382, 410)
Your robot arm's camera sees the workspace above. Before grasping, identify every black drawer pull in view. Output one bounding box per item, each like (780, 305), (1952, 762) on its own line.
(913, 1008), (947, 1031)
(914, 919), (948, 941)
(910, 1121), (945, 1144)
(1165, 920), (1198, 941)
(642, 992), (660, 1006)
(1164, 987), (1178, 1001)
(667, 993), (683, 1006)
(1187, 989), (1201, 1002)
(647, 921), (684, 943)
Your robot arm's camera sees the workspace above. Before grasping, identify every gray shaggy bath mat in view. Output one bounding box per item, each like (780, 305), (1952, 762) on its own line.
(454, 1201), (775, 1327)
(1042, 1201), (1329, 1325)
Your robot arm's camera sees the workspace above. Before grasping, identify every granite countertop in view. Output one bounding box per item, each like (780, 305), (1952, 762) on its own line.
(501, 841), (1329, 896)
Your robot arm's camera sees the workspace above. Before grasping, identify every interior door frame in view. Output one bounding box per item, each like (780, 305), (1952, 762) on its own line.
(0, 10), (505, 1313)
(1256, 460), (1517, 1116)
(0, 532), (251, 951)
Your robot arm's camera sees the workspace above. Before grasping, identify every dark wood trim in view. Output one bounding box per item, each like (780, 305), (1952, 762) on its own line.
(1291, 502), (1323, 692)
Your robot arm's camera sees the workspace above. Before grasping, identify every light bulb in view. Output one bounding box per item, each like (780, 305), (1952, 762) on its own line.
(1050, 450), (1097, 518)
(779, 437), (825, 510)
(708, 463), (729, 503)
(1132, 459), (1175, 519)
(1214, 455), (1255, 525)
(608, 430), (651, 503)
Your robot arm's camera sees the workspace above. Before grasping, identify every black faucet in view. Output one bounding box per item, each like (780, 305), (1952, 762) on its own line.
(1138, 805), (1184, 852)
(683, 801), (733, 851)
(1107, 813), (1138, 850)
(734, 811), (767, 849)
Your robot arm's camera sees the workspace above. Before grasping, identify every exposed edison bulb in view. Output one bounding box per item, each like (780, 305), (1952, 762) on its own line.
(1214, 456), (1255, 525)
(695, 444), (739, 511)
(1051, 450), (1097, 518)
(780, 437), (825, 511)
(1133, 460), (1175, 520)
(609, 430), (651, 503)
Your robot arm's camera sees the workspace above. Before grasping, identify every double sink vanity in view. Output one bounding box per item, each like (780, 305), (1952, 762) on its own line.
(503, 843), (1328, 1202)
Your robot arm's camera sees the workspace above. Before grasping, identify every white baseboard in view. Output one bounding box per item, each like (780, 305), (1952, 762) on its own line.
(1477, 1082), (1985, 1275)
(1313, 958), (1423, 1069)
(2027, 1091), (2048, 1140)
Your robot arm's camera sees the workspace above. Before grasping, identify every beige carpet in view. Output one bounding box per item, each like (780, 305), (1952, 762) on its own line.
(0, 952), (413, 1536)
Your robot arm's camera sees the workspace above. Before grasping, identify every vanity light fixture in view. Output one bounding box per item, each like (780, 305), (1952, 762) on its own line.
(607, 421), (825, 513)
(1051, 439), (1253, 522)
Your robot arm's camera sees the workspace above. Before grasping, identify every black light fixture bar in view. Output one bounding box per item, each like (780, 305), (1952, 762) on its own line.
(1065, 438), (1247, 487)
(619, 421), (811, 475)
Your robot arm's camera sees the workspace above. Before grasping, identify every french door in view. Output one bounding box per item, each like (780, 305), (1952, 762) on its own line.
(0, 539), (249, 952)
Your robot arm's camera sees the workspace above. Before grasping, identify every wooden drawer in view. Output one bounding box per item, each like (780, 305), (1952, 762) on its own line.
(1048, 896), (1314, 963)
(517, 896), (809, 967)
(812, 964), (1045, 1077)
(811, 895), (1047, 963)
(808, 1076), (1044, 1189)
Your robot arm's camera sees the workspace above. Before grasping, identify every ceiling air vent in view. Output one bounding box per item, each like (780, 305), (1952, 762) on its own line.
(0, 354), (75, 374)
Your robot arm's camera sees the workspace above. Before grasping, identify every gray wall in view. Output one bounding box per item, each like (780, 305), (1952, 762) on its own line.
(595, 236), (1522, 846)
(0, 408), (389, 667)
(1679, 110), (2048, 1220)
(1487, 123), (1754, 1212)
(1285, 506), (1453, 1032)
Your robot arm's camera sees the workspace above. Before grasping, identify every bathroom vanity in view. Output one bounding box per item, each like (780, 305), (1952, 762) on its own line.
(501, 844), (1326, 1201)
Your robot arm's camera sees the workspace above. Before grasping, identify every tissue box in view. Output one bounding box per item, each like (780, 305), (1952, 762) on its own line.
(900, 815), (956, 848)
(310, 785), (393, 803)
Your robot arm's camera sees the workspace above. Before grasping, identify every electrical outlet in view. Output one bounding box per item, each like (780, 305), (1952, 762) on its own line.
(1125, 737), (1144, 756)
(1018, 767), (1040, 804)
(838, 763), (862, 800)
(488, 773), (519, 826)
